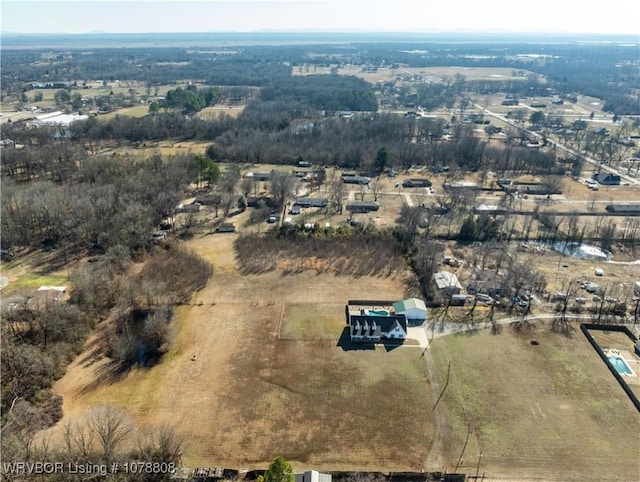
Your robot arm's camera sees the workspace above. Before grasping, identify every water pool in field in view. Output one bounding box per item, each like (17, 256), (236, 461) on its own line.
(367, 309), (390, 316)
(607, 356), (634, 375)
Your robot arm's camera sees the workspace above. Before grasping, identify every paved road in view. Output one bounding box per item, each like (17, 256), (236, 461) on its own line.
(472, 102), (640, 187)
(404, 313), (639, 349)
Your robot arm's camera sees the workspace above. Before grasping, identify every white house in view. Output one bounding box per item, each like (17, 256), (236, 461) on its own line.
(393, 298), (427, 324)
(433, 271), (463, 295)
(349, 315), (407, 343)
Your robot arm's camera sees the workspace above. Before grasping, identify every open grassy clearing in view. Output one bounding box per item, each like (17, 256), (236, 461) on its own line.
(429, 322), (640, 481)
(100, 104), (150, 119)
(46, 233), (436, 471)
(338, 66), (537, 84)
(198, 105), (246, 118)
(99, 140), (210, 157)
(280, 303), (346, 340)
(0, 250), (72, 296)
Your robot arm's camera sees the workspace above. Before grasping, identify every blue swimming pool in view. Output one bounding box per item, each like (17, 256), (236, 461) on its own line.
(607, 356), (634, 375)
(367, 309), (390, 316)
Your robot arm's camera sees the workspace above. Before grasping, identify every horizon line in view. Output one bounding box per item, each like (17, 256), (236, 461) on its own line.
(2, 29), (638, 37)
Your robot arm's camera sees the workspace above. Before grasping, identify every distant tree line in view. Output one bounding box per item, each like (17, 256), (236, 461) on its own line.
(1, 153), (198, 253)
(260, 74), (377, 112)
(3, 41), (637, 114)
(155, 84), (219, 114)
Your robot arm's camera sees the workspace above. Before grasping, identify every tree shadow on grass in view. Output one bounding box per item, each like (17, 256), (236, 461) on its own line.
(76, 360), (131, 396)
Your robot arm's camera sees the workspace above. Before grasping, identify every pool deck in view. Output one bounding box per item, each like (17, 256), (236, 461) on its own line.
(603, 348), (640, 385)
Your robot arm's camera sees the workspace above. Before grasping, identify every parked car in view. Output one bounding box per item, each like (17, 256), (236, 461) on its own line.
(476, 293), (492, 304)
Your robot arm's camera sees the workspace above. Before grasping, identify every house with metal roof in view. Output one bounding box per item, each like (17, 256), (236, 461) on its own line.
(593, 172), (621, 185)
(342, 175), (370, 185)
(346, 201), (379, 213)
(433, 271), (463, 295)
(605, 203), (640, 214)
(295, 471), (331, 482)
(402, 178), (432, 188)
(295, 196), (328, 208)
(393, 298), (427, 324)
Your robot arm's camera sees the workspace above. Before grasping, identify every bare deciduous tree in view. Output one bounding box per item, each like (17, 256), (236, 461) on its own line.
(85, 406), (133, 463)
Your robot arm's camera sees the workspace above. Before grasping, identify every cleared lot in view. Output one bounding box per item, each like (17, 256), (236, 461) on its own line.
(430, 322), (640, 481)
(48, 234), (436, 470)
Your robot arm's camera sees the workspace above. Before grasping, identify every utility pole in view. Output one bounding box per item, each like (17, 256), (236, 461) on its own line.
(475, 451), (483, 478)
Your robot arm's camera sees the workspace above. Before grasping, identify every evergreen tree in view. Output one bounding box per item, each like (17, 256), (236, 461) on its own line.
(265, 456), (294, 482)
(458, 216), (477, 242)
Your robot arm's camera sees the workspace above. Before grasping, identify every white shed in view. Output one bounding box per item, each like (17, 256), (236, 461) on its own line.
(295, 471), (332, 482)
(393, 298), (427, 322)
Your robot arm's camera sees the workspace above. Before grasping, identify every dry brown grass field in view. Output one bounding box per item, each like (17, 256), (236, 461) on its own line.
(47, 234), (439, 471)
(337, 66), (536, 85)
(198, 105), (246, 119)
(35, 221), (640, 479)
(430, 322), (640, 481)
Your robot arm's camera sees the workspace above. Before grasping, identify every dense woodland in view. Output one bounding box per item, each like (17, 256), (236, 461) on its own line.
(1, 34), (639, 478)
(2, 36), (638, 113)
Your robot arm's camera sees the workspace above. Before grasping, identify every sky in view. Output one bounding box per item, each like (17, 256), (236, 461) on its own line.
(2, 0), (639, 35)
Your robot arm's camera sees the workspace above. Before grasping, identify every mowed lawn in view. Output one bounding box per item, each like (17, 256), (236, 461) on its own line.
(49, 233), (435, 471)
(280, 303), (346, 340)
(429, 324), (640, 481)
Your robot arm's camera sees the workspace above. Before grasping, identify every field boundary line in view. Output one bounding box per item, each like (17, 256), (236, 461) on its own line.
(276, 303), (286, 339)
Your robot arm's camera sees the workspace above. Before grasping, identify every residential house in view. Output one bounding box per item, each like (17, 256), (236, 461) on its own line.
(346, 201), (379, 213)
(605, 203), (640, 214)
(349, 314), (407, 342)
(244, 172), (272, 182)
(433, 271), (463, 296)
(593, 172), (621, 186)
(176, 202), (201, 213)
(342, 175), (371, 185)
(295, 197), (328, 208)
(402, 178), (432, 188)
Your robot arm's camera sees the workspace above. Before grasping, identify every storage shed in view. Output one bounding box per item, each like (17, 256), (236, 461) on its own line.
(393, 298), (427, 324)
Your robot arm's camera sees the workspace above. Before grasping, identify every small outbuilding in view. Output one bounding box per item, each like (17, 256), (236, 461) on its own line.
(215, 223), (236, 233)
(393, 298), (427, 324)
(295, 471), (331, 482)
